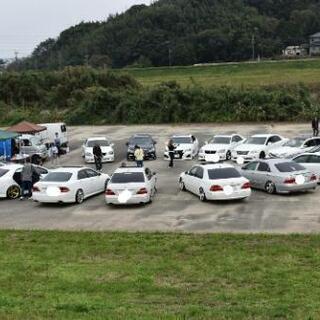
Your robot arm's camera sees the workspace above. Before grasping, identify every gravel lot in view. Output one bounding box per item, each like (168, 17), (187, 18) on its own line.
(0, 122), (319, 233)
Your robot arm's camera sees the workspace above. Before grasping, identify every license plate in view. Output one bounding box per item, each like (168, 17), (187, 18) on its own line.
(174, 154), (180, 158)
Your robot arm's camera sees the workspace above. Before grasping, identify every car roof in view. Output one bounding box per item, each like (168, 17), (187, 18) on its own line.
(251, 134), (279, 138)
(114, 167), (146, 174)
(172, 134), (193, 138)
(87, 137), (108, 141)
(258, 158), (293, 164)
(199, 163), (235, 170)
(131, 134), (152, 138)
(50, 166), (92, 173)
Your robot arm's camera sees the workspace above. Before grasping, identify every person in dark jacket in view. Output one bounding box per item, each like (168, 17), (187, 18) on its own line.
(20, 158), (38, 200)
(312, 117), (319, 137)
(167, 139), (176, 168)
(93, 144), (103, 171)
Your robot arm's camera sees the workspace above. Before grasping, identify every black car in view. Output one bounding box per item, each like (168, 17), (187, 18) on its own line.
(126, 134), (157, 160)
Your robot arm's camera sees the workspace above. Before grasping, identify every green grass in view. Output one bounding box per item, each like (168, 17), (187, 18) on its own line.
(120, 59), (320, 88)
(0, 231), (320, 319)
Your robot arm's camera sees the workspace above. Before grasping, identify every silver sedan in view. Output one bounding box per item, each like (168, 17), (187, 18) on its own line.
(240, 159), (317, 194)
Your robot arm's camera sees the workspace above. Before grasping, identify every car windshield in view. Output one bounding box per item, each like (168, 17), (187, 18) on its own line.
(245, 137), (267, 145)
(275, 162), (305, 173)
(111, 172), (145, 183)
(208, 168), (241, 179)
(130, 137), (152, 145)
(0, 169), (9, 177)
(30, 136), (42, 146)
(210, 137), (231, 144)
(284, 138), (304, 147)
(87, 140), (110, 147)
(43, 172), (73, 182)
(172, 137), (192, 144)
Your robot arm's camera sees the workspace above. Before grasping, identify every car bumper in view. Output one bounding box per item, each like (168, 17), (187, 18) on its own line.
(105, 194), (150, 205)
(206, 189), (251, 200)
(32, 192), (75, 203)
(198, 153), (226, 161)
(164, 151), (193, 160)
(276, 182), (317, 193)
(85, 155), (115, 163)
(127, 152), (156, 160)
(232, 154), (258, 162)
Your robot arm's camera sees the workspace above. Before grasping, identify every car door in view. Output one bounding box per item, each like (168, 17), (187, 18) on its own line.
(85, 168), (103, 194)
(241, 162), (259, 186)
(304, 155), (320, 178)
(255, 162), (271, 189)
(231, 135), (243, 149)
(184, 166), (198, 193)
(77, 169), (91, 195)
(193, 167), (204, 195)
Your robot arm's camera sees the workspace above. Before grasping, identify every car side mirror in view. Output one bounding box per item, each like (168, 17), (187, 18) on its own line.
(185, 171), (189, 175)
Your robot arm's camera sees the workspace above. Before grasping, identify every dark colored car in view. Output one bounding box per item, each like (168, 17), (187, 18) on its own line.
(126, 134), (157, 160)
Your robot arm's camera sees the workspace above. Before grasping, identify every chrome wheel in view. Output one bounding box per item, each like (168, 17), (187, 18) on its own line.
(75, 189), (84, 204)
(226, 151), (232, 160)
(265, 181), (276, 194)
(179, 180), (186, 191)
(199, 188), (206, 202)
(7, 185), (20, 199)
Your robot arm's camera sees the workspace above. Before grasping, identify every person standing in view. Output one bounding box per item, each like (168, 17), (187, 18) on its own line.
(134, 145), (144, 167)
(167, 139), (176, 168)
(20, 158), (38, 200)
(49, 143), (59, 167)
(93, 143), (103, 171)
(312, 117), (319, 137)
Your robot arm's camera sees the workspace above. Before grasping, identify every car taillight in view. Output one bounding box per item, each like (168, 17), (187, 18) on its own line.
(105, 189), (115, 196)
(32, 186), (40, 192)
(137, 188), (148, 195)
(210, 185), (223, 192)
(241, 182), (251, 189)
(310, 174), (317, 181)
(284, 177), (296, 184)
(59, 187), (70, 193)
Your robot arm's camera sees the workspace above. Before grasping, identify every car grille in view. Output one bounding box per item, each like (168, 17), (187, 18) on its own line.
(205, 150), (216, 154)
(237, 151), (249, 155)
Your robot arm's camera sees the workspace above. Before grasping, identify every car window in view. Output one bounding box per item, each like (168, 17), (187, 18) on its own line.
(293, 155), (310, 163)
(267, 136), (281, 145)
(43, 172), (73, 182)
(195, 167), (204, 179)
(36, 167), (48, 175)
(0, 169), (9, 177)
(308, 155), (320, 163)
(189, 167), (198, 176)
(78, 170), (88, 180)
(314, 139), (320, 146)
(111, 172), (145, 183)
(275, 162), (305, 172)
(208, 168), (241, 179)
(232, 136), (242, 143)
(257, 162), (270, 172)
(305, 140), (317, 148)
(85, 169), (99, 177)
(61, 125), (67, 133)
(243, 162), (258, 171)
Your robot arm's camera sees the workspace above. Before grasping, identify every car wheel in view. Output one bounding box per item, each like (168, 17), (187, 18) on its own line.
(199, 188), (207, 202)
(7, 185), (21, 199)
(153, 154), (157, 160)
(226, 150), (232, 160)
(259, 151), (266, 159)
(179, 179), (186, 191)
(75, 189), (84, 204)
(265, 181), (276, 194)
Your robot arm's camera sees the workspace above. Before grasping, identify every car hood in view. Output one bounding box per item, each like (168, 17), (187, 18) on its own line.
(85, 146), (113, 153)
(128, 144), (154, 150)
(201, 143), (229, 151)
(234, 144), (265, 152)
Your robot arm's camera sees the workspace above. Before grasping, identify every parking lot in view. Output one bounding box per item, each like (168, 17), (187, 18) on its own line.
(0, 122), (320, 233)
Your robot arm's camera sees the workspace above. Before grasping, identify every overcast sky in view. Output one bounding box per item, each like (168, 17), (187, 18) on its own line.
(0, 0), (152, 59)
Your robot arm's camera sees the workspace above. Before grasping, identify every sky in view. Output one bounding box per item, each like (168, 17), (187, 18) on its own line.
(0, 0), (152, 59)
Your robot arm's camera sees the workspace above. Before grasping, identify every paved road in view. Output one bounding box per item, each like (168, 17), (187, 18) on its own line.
(0, 123), (319, 234)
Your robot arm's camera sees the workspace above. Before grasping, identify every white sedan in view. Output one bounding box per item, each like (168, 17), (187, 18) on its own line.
(232, 134), (287, 162)
(0, 163), (49, 199)
(106, 166), (157, 205)
(164, 135), (199, 160)
(33, 167), (110, 204)
(292, 152), (320, 183)
(198, 134), (245, 161)
(82, 137), (115, 163)
(179, 163), (251, 201)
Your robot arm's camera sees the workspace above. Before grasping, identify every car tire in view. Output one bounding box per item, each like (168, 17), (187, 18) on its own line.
(179, 179), (186, 191)
(75, 189), (85, 204)
(259, 151), (266, 159)
(7, 185), (21, 200)
(153, 154), (157, 160)
(199, 188), (207, 202)
(226, 151), (232, 160)
(265, 181), (276, 194)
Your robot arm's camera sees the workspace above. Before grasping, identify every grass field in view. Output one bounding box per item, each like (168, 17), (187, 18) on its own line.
(121, 59), (320, 88)
(0, 231), (320, 319)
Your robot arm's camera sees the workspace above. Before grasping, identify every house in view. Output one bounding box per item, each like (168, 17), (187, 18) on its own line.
(283, 46), (307, 57)
(309, 32), (320, 56)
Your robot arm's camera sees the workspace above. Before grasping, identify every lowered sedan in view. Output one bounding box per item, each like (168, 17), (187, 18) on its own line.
(33, 167), (110, 204)
(240, 159), (317, 194)
(179, 163), (251, 201)
(82, 137), (115, 163)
